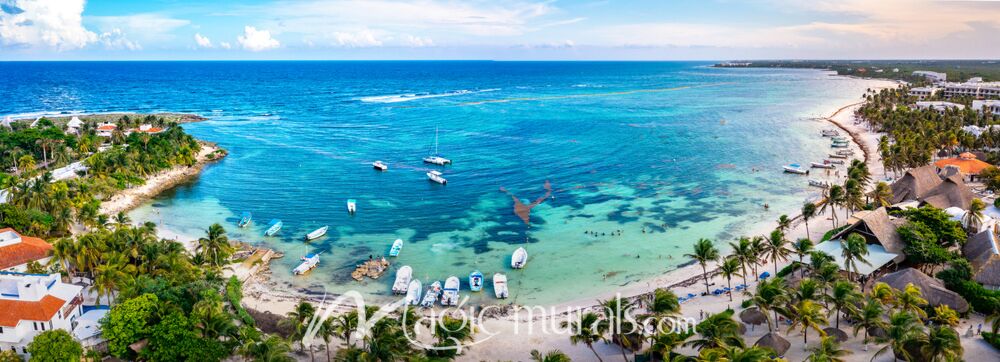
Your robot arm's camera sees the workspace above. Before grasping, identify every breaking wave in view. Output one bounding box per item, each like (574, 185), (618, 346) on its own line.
(358, 88), (499, 103)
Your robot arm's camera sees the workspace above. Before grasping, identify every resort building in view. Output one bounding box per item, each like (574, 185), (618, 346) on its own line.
(914, 101), (965, 114)
(890, 165), (975, 209)
(0, 273), (85, 357)
(912, 70), (947, 83)
(875, 268), (970, 313)
(95, 123), (117, 137)
(908, 86), (941, 100)
(933, 152), (992, 181)
(941, 81), (1000, 99)
(972, 99), (1000, 114)
(0, 229), (52, 273)
(961, 124), (1000, 137)
(818, 207), (906, 277)
(965, 229), (1000, 290)
(130, 124), (165, 134)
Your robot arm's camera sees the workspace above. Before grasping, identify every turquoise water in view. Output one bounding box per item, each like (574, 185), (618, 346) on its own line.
(1, 62), (882, 305)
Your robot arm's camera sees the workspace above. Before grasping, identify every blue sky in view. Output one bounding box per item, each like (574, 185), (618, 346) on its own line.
(2, 0), (1000, 60)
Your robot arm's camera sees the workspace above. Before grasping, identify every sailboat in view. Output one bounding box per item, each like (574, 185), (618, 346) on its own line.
(392, 266), (413, 294)
(305, 226), (328, 241)
(423, 127), (452, 165)
(441, 276), (460, 306)
(405, 279), (422, 305)
(389, 239), (403, 257)
(493, 273), (508, 299)
(264, 219), (283, 236)
(468, 270), (484, 292)
(238, 212), (252, 228)
(421, 281), (441, 307)
(511, 247), (528, 269)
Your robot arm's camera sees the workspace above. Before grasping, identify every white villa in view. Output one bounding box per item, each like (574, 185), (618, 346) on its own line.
(0, 229), (52, 273)
(0, 273), (84, 357)
(972, 99), (1000, 115)
(915, 101), (965, 114)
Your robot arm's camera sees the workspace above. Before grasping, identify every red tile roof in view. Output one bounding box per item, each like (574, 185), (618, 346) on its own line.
(0, 295), (66, 327)
(131, 127), (164, 133)
(0, 228), (53, 270)
(96, 124), (117, 131)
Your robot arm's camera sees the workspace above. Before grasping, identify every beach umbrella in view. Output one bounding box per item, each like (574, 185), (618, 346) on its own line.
(738, 322), (748, 335)
(759, 271), (771, 280)
(822, 327), (849, 342)
(739, 307), (768, 326)
(755, 332), (790, 357)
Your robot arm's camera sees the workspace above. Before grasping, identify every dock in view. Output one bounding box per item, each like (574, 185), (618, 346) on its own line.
(351, 257), (391, 281)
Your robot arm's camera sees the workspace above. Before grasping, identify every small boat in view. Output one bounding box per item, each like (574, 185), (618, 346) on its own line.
(293, 253), (321, 275)
(305, 226), (328, 241)
(347, 199), (357, 214)
(511, 247), (528, 269)
(427, 170), (447, 184)
(783, 164), (808, 175)
(423, 127), (452, 165)
(421, 281), (441, 307)
(392, 266), (413, 294)
(238, 212), (252, 228)
(831, 143), (849, 148)
(264, 219), (283, 236)
(828, 153), (848, 159)
(441, 276), (460, 306)
(830, 136), (848, 142)
(493, 273), (508, 299)
(836, 150), (854, 156)
(372, 161), (388, 171)
(469, 270), (484, 292)
(405, 279), (422, 305)
(821, 129), (839, 137)
(832, 140), (849, 146)
(826, 159), (845, 165)
(808, 179), (830, 188)
(810, 161), (835, 169)
(389, 239), (403, 257)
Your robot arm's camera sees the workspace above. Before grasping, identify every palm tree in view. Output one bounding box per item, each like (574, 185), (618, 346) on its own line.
(788, 300), (828, 344)
(646, 331), (688, 361)
(198, 223), (234, 267)
(827, 280), (860, 329)
(319, 317), (336, 361)
(719, 257), (741, 302)
(822, 185), (845, 227)
(922, 326), (962, 362)
(685, 238), (720, 295)
(751, 277), (788, 333)
(807, 336), (852, 362)
(50, 238), (76, 275)
(113, 211), (131, 228)
(853, 299), (886, 346)
(872, 182), (893, 208)
(776, 214), (792, 234)
(750, 236), (766, 280)
(873, 311), (926, 362)
(684, 309), (744, 350)
(802, 202), (817, 238)
(240, 334), (295, 362)
(729, 237), (754, 287)
(561, 312), (604, 362)
(598, 297), (638, 361)
(530, 349), (572, 362)
(762, 230), (791, 275)
(895, 284), (928, 318)
(964, 198), (986, 232)
(870, 282), (896, 306)
(433, 315), (475, 353)
(840, 234), (870, 282)
(792, 238), (814, 277)
(930, 305), (960, 328)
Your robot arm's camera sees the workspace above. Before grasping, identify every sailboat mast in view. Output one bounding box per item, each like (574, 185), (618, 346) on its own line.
(434, 127), (439, 155)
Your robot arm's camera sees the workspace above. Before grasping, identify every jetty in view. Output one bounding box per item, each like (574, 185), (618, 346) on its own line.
(351, 257), (391, 281)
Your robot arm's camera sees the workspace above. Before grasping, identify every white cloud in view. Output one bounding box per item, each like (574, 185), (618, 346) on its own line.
(401, 34), (433, 47)
(88, 13), (190, 43)
(99, 28), (140, 50)
(219, 41), (232, 49)
(237, 26), (279, 51)
(331, 29), (381, 47)
(0, 0), (97, 50)
(194, 33), (212, 48)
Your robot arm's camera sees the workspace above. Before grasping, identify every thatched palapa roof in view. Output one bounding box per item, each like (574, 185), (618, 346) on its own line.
(755, 332), (790, 356)
(890, 165), (975, 210)
(739, 307), (767, 325)
(876, 268), (970, 313)
(891, 165), (942, 204)
(830, 207), (905, 257)
(964, 229), (1000, 287)
(822, 327), (849, 342)
(921, 174), (975, 210)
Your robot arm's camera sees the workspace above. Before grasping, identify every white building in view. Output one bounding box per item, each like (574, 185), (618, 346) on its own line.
(912, 70), (948, 83)
(0, 229), (52, 273)
(65, 117), (83, 134)
(972, 100), (1000, 115)
(942, 81), (1000, 99)
(95, 123), (117, 137)
(0, 273), (84, 357)
(915, 101), (966, 114)
(909, 86), (941, 100)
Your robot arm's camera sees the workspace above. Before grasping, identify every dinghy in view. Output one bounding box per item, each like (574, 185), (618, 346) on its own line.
(392, 266), (413, 294)
(421, 281), (441, 307)
(469, 270), (484, 292)
(783, 164), (808, 174)
(372, 161), (388, 171)
(493, 273), (508, 299)
(264, 219), (283, 236)
(347, 199), (357, 214)
(293, 253), (320, 275)
(305, 226), (328, 241)
(388, 239), (403, 257)
(511, 247), (528, 269)
(427, 170), (447, 184)
(238, 212), (252, 228)
(405, 279), (422, 305)
(441, 276), (460, 306)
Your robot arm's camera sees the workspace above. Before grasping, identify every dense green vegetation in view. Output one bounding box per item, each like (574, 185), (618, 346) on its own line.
(26, 329), (83, 362)
(723, 60), (1000, 82)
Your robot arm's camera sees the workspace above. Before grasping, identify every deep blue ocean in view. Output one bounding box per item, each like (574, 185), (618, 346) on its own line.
(1, 61), (885, 304)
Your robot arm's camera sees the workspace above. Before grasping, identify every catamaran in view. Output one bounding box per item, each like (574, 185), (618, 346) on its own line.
(372, 161), (388, 171)
(264, 219), (283, 236)
(427, 170), (447, 184)
(389, 239), (403, 257)
(305, 226), (328, 241)
(441, 276), (460, 306)
(469, 270), (484, 292)
(783, 164), (808, 174)
(238, 212), (252, 228)
(423, 127), (452, 165)
(420, 281), (442, 307)
(511, 247), (528, 269)
(493, 273), (508, 299)
(293, 253), (321, 275)
(392, 266), (413, 294)
(405, 279), (423, 305)
(347, 199), (357, 214)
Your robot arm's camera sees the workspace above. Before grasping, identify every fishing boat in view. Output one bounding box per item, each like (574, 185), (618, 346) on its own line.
(264, 219), (283, 236)
(469, 270), (484, 292)
(810, 161), (835, 169)
(347, 199), (357, 214)
(511, 247), (528, 269)
(808, 179), (830, 188)
(821, 129), (839, 137)
(388, 239), (403, 257)
(493, 273), (508, 299)
(441, 276), (460, 306)
(293, 253), (321, 275)
(831, 136), (848, 142)
(832, 140), (849, 146)
(238, 212), (252, 228)
(392, 266), (413, 294)
(783, 164), (808, 174)
(423, 127), (452, 165)
(305, 226), (328, 241)
(836, 150), (854, 156)
(405, 279), (422, 305)
(421, 281), (441, 307)
(427, 170), (447, 184)
(826, 159), (845, 165)
(828, 153), (848, 159)
(372, 161), (388, 171)
(831, 143), (849, 148)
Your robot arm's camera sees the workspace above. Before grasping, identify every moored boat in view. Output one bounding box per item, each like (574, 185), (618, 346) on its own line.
(469, 270), (484, 292)
(821, 129), (839, 137)
(828, 153), (847, 159)
(405, 279), (422, 305)
(389, 239), (403, 257)
(826, 159), (845, 165)
(511, 247), (528, 269)
(808, 179), (830, 188)
(264, 219), (283, 236)
(783, 164), (808, 174)
(423, 127), (452, 165)
(427, 170), (447, 184)
(238, 212), (252, 228)
(293, 253), (321, 275)
(830, 136), (848, 142)
(372, 161), (388, 171)
(392, 266), (413, 294)
(441, 276), (460, 306)
(493, 273), (508, 299)
(347, 199), (357, 214)
(810, 161), (835, 169)
(305, 226), (328, 241)
(421, 281), (441, 307)
(830, 142), (849, 148)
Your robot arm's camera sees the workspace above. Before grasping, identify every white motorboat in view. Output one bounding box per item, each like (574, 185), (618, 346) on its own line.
(469, 270), (484, 292)
(347, 199), (357, 214)
(783, 164), (809, 175)
(821, 129), (840, 137)
(305, 226), (328, 241)
(293, 253), (321, 275)
(441, 276), (460, 306)
(810, 161), (835, 169)
(831, 142), (849, 148)
(427, 170), (447, 184)
(836, 150), (854, 156)
(808, 179), (830, 188)
(493, 273), (508, 299)
(511, 247), (528, 269)
(405, 279), (422, 305)
(264, 219), (283, 236)
(421, 281), (442, 307)
(828, 153), (848, 159)
(372, 161), (388, 171)
(388, 238), (403, 257)
(392, 266), (413, 294)
(826, 159), (845, 165)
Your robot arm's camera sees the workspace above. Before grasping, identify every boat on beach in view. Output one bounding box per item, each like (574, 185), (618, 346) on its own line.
(405, 279), (422, 305)
(836, 150), (854, 156)
(828, 153), (847, 159)
(783, 164), (808, 174)
(423, 127), (452, 165)
(511, 247), (528, 269)
(826, 159), (845, 165)
(493, 273), (508, 299)
(264, 219), (283, 236)
(808, 179), (830, 188)
(830, 136), (848, 142)
(830, 142), (849, 148)
(421, 281), (441, 307)
(293, 253), (321, 275)
(469, 270), (484, 292)
(372, 161), (388, 171)
(427, 170), (447, 184)
(821, 129), (840, 137)
(347, 199), (357, 214)
(388, 239), (403, 257)
(810, 161), (835, 169)
(238, 212), (252, 228)
(305, 226), (328, 241)
(441, 276), (460, 306)
(392, 266), (413, 294)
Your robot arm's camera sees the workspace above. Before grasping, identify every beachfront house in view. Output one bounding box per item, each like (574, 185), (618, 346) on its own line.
(0, 273), (84, 357)
(912, 70), (947, 83)
(875, 268), (970, 313)
(815, 208), (906, 280)
(964, 229), (1000, 290)
(933, 152), (992, 182)
(890, 165), (975, 209)
(130, 124), (165, 134)
(95, 123), (117, 138)
(972, 99), (1000, 115)
(0, 228), (52, 273)
(914, 101), (965, 115)
(909, 86), (941, 100)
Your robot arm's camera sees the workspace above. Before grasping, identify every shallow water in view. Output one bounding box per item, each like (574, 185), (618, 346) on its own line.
(1, 61), (884, 305)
